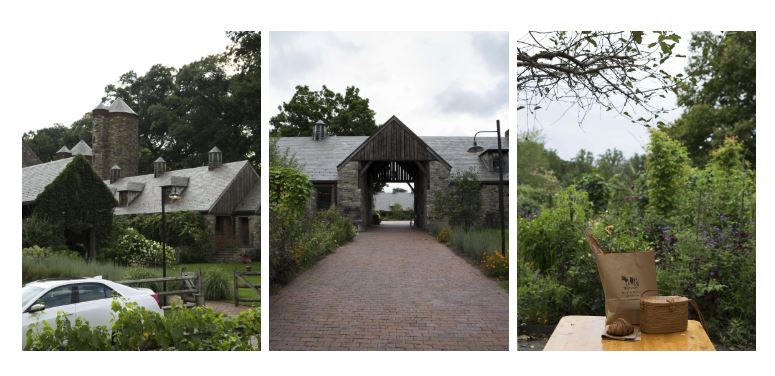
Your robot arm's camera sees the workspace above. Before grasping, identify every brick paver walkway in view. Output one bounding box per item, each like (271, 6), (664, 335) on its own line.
(269, 221), (508, 350)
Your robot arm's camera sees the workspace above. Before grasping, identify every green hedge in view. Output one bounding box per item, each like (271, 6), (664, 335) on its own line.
(24, 301), (260, 351)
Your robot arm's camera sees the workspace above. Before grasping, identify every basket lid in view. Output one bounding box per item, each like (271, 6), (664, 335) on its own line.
(641, 295), (689, 304)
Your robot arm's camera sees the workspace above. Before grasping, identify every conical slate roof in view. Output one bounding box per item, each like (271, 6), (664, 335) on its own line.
(93, 102), (109, 111)
(111, 164), (121, 170)
(209, 146), (222, 153)
(108, 98), (137, 115)
(70, 140), (93, 156)
(154, 157), (166, 163)
(55, 145), (71, 154)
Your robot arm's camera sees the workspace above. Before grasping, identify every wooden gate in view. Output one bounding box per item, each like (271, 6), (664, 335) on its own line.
(234, 269), (260, 307)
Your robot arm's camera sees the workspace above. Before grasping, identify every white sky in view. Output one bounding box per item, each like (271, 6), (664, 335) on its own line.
(518, 32), (693, 160)
(268, 31), (509, 137)
(9, 30), (232, 135)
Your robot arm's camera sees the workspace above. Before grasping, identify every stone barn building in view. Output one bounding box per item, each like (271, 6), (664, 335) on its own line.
(276, 116), (508, 230)
(22, 99), (259, 261)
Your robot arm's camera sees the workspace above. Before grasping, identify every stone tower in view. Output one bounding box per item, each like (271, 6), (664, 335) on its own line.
(92, 98), (139, 179)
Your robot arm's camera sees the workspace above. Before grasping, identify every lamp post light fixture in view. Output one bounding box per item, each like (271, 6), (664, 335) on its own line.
(467, 120), (506, 256)
(160, 185), (183, 306)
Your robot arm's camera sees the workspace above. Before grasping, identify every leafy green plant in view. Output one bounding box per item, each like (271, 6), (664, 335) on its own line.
(432, 169), (482, 230)
(107, 228), (177, 267)
(113, 211), (212, 263)
(25, 301), (260, 351)
(203, 270), (232, 300)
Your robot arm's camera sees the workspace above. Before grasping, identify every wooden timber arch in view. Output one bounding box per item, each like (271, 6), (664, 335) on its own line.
(337, 116), (451, 229)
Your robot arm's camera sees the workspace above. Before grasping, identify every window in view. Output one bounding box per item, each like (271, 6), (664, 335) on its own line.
(492, 155), (502, 171)
(119, 191), (129, 207)
(315, 185), (333, 210)
(75, 283), (114, 303)
(35, 285), (74, 309)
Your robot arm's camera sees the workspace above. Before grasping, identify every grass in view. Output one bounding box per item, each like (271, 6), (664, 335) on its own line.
(22, 253), (146, 284)
(180, 262), (260, 304)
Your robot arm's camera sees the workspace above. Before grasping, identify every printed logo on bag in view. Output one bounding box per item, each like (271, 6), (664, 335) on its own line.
(621, 275), (640, 289)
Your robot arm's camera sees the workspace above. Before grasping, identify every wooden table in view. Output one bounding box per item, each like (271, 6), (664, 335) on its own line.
(544, 316), (715, 351)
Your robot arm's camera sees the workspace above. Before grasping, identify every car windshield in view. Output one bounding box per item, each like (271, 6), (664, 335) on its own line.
(22, 286), (45, 308)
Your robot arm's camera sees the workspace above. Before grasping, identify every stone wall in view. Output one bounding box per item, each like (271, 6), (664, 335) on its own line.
(426, 161), (451, 223)
(336, 161), (363, 229)
(93, 111), (139, 180)
(480, 183), (509, 228)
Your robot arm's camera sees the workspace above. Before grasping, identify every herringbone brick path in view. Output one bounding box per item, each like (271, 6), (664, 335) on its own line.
(269, 221), (508, 350)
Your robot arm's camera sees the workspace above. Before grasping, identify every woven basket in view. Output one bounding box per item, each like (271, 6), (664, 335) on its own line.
(640, 290), (706, 334)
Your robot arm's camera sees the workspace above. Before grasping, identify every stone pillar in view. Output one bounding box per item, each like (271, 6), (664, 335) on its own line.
(337, 161), (362, 229)
(426, 161), (451, 227)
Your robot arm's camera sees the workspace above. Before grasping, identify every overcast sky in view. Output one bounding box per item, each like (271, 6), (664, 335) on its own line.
(268, 31), (509, 137)
(10, 31), (232, 135)
(518, 32), (693, 160)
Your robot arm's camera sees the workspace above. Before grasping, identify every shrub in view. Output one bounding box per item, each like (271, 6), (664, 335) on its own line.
(114, 211), (212, 263)
(22, 246), (53, 259)
(203, 270), (232, 300)
(25, 301), (260, 351)
(432, 169), (482, 229)
(22, 217), (65, 249)
(270, 208), (355, 286)
(436, 226), (452, 243)
(517, 261), (570, 326)
(107, 228), (177, 267)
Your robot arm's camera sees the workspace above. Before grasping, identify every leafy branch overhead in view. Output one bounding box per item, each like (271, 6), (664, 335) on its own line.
(517, 31), (683, 126)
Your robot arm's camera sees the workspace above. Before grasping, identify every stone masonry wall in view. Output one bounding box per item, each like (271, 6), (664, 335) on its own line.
(480, 183), (509, 228)
(426, 161), (451, 224)
(93, 112), (139, 180)
(337, 161), (362, 229)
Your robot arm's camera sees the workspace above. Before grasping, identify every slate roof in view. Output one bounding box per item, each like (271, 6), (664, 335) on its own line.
(275, 135), (509, 182)
(235, 183), (260, 213)
(70, 140), (93, 156)
(22, 157), (74, 204)
(108, 98), (136, 115)
(276, 136), (368, 181)
(107, 160), (254, 215)
(22, 142), (42, 167)
(374, 191), (414, 211)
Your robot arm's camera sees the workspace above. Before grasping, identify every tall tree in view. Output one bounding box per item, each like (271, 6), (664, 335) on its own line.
(666, 31), (755, 167)
(517, 31), (683, 126)
(270, 85), (377, 137)
(23, 31), (261, 171)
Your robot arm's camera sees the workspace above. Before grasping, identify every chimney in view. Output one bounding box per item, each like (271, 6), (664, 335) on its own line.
(109, 165), (121, 183)
(153, 157), (166, 178)
(312, 120), (327, 141)
(208, 146), (223, 170)
(54, 145), (72, 160)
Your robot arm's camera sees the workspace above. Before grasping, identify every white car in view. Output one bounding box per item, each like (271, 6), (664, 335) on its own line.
(22, 277), (163, 347)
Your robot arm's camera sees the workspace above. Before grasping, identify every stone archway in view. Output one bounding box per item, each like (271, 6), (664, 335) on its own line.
(336, 116), (450, 230)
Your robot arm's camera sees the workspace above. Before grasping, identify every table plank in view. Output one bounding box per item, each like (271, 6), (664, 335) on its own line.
(543, 316), (715, 351)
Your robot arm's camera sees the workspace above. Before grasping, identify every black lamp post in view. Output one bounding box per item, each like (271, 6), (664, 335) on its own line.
(160, 185), (182, 305)
(468, 120), (506, 256)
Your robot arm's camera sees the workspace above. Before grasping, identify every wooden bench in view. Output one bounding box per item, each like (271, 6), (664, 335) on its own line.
(544, 315), (715, 351)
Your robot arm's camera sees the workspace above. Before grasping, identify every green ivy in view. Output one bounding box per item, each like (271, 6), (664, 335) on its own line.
(31, 155), (117, 256)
